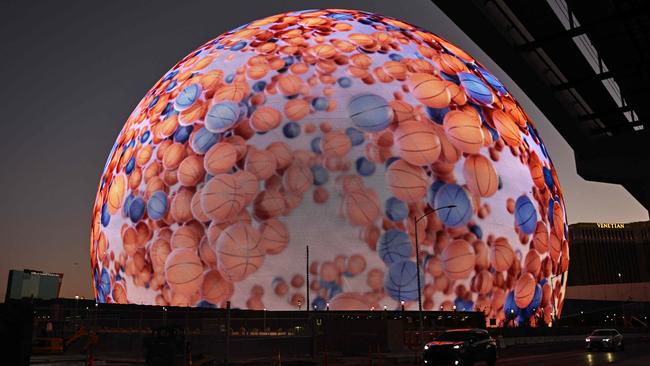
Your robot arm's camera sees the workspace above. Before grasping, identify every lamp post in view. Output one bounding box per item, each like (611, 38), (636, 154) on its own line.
(413, 205), (456, 348)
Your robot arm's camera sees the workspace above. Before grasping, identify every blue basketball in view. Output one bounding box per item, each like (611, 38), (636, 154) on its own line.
(100, 268), (111, 295)
(205, 101), (240, 133)
(469, 224), (483, 239)
(338, 77), (353, 88)
(190, 127), (219, 154)
(377, 229), (412, 265)
(477, 67), (507, 95)
(426, 106), (449, 124)
(128, 197), (146, 223)
(173, 125), (192, 143)
(312, 296), (327, 310)
(543, 166), (554, 191)
(174, 83), (201, 111)
(100, 203), (111, 227)
(312, 96), (329, 111)
(504, 290), (520, 317)
(122, 193), (135, 217)
(385, 197), (408, 222)
(434, 183), (472, 228)
(125, 156), (136, 175)
(310, 137), (322, 154)
(426, 181), (445, 208)
(147, 191), (168, 220)
(515, 195), (537, 234)
(384, 260), (422, 302)
(348, 93), (393, 132)
(311, 165), (329, 186)
(458, 72), (493, 105)
(345, 127), (365, 146)
(454, 297), (474, 312)
(355, 157), (376, 176)
(283, 122), (301, 138)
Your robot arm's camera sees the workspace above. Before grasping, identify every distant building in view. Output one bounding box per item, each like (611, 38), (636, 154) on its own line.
(562, 221), (650, 327)
(4, 269), (63, 301)
(568, 221), (650, 286)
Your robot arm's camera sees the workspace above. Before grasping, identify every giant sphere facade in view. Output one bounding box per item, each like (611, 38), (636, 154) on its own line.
(90, 9), (568, 326)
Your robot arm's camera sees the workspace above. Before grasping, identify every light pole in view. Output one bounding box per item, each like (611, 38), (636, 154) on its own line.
(413, 205), (456, 348)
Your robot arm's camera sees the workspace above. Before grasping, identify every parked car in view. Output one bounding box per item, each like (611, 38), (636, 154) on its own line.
(585, 329), (624, 351)
(423, 328), (497, 366)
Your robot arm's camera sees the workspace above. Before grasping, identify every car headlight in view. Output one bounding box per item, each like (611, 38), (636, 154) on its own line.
(585, 338), (590, 342)
(453, 345), (461, 349)
(603, 338), (610, 342)
(424, 345), (429, 350)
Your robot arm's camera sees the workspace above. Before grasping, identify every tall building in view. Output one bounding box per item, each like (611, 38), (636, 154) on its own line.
(563, 221), (650, 326)
(568, 221), (650, 286)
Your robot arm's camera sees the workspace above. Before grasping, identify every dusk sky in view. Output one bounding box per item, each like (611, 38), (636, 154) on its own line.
(0, 0), (647, 301)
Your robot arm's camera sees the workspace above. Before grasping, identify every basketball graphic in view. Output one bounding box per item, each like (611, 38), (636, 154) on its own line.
(91, 9), (568, 325)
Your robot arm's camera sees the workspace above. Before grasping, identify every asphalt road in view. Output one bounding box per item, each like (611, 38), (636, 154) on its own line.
(496, 340), (650, 366)
(30, 339), (650, 365)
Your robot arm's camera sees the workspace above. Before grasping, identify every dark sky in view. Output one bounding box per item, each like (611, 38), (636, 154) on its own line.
(0, 0), (647, 301)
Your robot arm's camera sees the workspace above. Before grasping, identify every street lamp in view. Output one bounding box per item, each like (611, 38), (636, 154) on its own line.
(414, 205), (456, 347)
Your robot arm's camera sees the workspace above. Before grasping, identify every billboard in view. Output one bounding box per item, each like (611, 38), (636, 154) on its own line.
(90, 9), (569, 326)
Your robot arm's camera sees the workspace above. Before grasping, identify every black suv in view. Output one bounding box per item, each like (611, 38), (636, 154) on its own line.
(423, 328), (497, 366)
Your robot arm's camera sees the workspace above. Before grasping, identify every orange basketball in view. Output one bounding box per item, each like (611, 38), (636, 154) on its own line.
(282, 163), (313, 194)
(191, 189), (210, 222)
(164, 248), (204, 296)
(329, 292), (372, 310)
(162, 143), (187, 170)
(259, 218), (289, 255)
(283, 98), (311, 121)
(171, 225), (201, 250)
(233, 170), (259, 204)
(491, 287), (506, 311)
(533, 221), (549, 253)
(490, 110), (521, 147)
(149, 238), (171, 273)
(206, 221), (223, 245)
(321, 130), (352, 158)
(407, 73), (450, 108)
(390, 100), (416, 124)
(473, 269), (493, 295)
(524, 249), (541, 276)
(313, 186), (329, 204)
(441, 239), (476, 280)
(253, 189), (286, 220)
(549, 232), (561, 262)
(200, 270), (234, 304)
(385, 159), (428, 202)
(277, 74), (303, 95)
(200, 174), (245, 222)
(443, 110), (484, 154)
(170, 188), (193, 223)
(432, 124), (461, 164)
(345, 189), (381, 226)
(346, 254), (367, 276)
(198, 235), (217, 267)
(426, 256), (443, 277)
(383, 60), (407, 80)
(107, 174), (126, 214)
(463, 154), (498, 197)
(552, 201), (565, 238)
(204, 142), (237, 175)
(473, 240), (489, 270)
(136, 144), (153, 167)
(393, 120), (441, 166)
(490, 237), (514, 272)
(528, 152), (545, 189)
(266, 141), (294, 169)
(250, 106), (282, 132)
(216, 222), (265, 282)
(515, 273), (536, 308)
(213, 82), (249, 102)
(245, 149), (277, 180)
(436, 53), (469, 75)
(177, 155), (205, 187)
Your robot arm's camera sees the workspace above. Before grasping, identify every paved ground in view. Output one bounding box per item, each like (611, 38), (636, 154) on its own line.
(30, 338), (650, 365)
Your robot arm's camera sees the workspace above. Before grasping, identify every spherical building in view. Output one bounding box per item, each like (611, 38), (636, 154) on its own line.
(90, 9), (569, 326)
